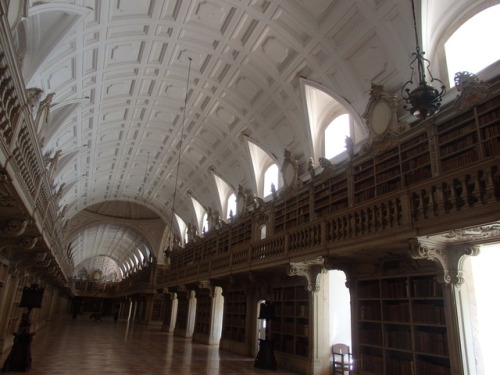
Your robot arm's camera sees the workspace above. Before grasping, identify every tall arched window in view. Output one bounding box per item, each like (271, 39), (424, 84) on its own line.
(324, 114), (350, 160)
(202, 213), (208, 233)
(263, 164), (279, 197)
(226, 193), (236, 220)
(302, 81), (368, 164)
(445, 5), (500, 86)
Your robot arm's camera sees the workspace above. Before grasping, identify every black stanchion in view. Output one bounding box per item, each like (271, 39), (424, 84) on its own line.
(2, 284), (44, 372)
(254, 301), (277, 370)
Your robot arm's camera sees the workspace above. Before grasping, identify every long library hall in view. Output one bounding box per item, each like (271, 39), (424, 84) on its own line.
(1, 1), (500, 374)
(0, 315), (300, 375)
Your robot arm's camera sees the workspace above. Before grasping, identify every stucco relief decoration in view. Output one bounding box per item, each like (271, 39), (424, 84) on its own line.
(408, 238), (479, 287)
(287, 257), (326, 292)
(280, 149), (300, 193)
(360, 84), (409, 155)
(453, 71), (490, 110)
(0, 218), (30, 237)
(35, 251), (47, 262)
(442, 224), (500, 241)
(19, 236), (39, 250)
(0, 191), (15, 208)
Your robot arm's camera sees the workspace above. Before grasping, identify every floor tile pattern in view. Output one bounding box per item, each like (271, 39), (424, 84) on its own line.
(1, 315), (299, 375)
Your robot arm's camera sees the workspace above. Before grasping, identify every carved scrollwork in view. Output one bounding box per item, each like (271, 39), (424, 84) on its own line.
(0, 218), (30, 237)
(34, 251), (48, 262)
(287, 257), (326, 292)
(0, 191), (15, 208)
(408, 238), (479, 287)
(19, 235), (39, 250)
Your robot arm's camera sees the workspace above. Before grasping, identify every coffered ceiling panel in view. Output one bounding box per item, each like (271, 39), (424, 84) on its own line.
(20, 0), (424, 279)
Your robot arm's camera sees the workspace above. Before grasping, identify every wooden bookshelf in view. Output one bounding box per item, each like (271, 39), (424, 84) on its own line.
(217, 230), (230, 253)
(151, 297), (165, 322)
(436, 109), (479, 173)
(6, 277), (29, 337)
(313, 170), (349, 216)
(194, 289), (211, 335)
(175, 291), (189, 331)
(230, 218), (252, 247)
(400, 132), (432, 186)
(476, 96), (500, 158)
(270, 284), (310, 357)
(274, 189), (310, 233)
(221, 290), (247, 342)
(355, 274), (450, 375)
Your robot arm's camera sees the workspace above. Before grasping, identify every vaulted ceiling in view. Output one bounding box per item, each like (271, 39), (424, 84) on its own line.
(12, 0), (473, 280)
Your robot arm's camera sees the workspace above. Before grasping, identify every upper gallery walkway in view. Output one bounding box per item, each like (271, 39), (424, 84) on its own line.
(0, 314), (299, 375)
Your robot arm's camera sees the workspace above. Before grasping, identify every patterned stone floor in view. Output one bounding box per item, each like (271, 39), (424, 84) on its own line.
(1, 315), (299, 374)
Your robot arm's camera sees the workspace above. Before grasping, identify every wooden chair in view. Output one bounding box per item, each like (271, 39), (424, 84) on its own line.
(332, 343), (352, 375)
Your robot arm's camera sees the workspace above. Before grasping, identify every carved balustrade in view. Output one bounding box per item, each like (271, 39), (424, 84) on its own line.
(0, 30), (68, 279)
(163, 158), (500, 287)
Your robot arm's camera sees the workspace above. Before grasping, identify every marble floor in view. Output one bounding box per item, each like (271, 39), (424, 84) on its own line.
(1, 315), (300, 375)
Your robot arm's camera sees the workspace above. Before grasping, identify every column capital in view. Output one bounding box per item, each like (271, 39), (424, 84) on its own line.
(408, 238), (479, 287)
(287, 257), (326, 292)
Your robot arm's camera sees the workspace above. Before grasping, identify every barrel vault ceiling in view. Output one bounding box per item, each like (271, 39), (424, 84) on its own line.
(13, 0), (464, 280)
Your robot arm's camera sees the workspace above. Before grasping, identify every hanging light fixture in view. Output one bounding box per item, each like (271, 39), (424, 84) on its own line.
(401, 0), (446, 119)
(164, 57), (192, 259)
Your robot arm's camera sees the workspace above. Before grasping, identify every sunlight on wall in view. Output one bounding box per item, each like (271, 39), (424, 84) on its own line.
(445, 5), (500, 86)
(328, 270), (351, 347)
(470, 243), (500, 375)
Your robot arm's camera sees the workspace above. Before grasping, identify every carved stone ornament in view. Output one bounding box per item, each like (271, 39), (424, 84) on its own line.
(453, 71), (490, 110)
(441, 223), (500, 241)
(19, 235), (39, 250)
(281, 149), (300, 190)
(236, 185), (247, 215)
(363, 84), (407, 137)
(360, 84), (409, 156)
(287, 257), (326, 292)
(408, 238), (479, 287)
(0, 218), (30, 237)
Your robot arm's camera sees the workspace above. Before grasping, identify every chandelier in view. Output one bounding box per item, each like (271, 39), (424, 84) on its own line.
(401, 0), (446, 119)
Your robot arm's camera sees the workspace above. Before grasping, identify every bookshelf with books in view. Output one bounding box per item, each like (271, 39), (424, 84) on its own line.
(312, 170), (349, 217)
(353, 146), (402, 204)
(5, 277), (29, 339)
(194, 288), (211, 336)
(221, 289), (247, 343)
(374, 146), (402, 196)
(0, 262), (8, 310)
(270, 284), (310, 358)
(476, 96), (500, 158)
(274, 189), (311, 233)
(353, 159), (376, 204)
(355, 273), (450, 375)
(151, 296), (165, 323)
(400, 131), (432, 186)
(436, 109), (479, 173)
(175, 291), (189, 332)
(230, 217), (252, 247)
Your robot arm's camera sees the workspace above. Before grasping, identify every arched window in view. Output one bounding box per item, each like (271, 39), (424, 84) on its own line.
(260, 225), (267, 239)
(226, 193), (236, 220)
(445, 5), (500, 86)
(246, 139), (279, 198)
(263, 164), (279, 197)
(324, 114), (350, 160)
(202, 213), (208, 233)
(302, 81), (367, 164)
